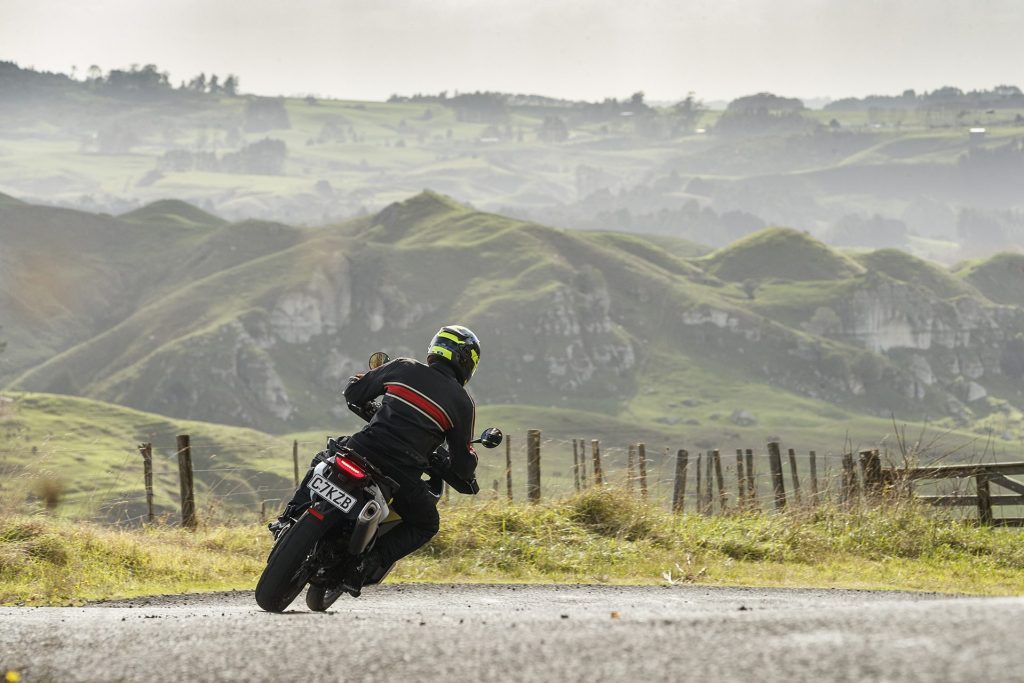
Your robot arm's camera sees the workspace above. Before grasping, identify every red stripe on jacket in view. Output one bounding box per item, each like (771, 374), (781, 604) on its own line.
(385, 384), (453, 431)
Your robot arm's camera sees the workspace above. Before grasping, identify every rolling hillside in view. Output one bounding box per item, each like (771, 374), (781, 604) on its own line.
(0, 392), (292, 522)
(3, 192), (1024, 454)
(4, 63), (1024, 261)
(5, 191), (1024, 519)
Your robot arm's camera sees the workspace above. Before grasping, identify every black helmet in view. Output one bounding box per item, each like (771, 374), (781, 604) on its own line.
(427, 325), (481, 385)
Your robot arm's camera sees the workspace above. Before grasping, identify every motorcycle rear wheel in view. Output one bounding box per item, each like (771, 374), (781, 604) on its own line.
(255, 512), (321, 612)
(305, 583), (347, 612)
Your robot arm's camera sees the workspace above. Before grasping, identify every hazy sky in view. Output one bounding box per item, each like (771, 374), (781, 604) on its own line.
(3, 0), (1023, 103)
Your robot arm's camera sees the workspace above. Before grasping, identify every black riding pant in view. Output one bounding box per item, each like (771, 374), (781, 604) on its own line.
(283, 451), (440, 568)
(369, 459), (440, 568)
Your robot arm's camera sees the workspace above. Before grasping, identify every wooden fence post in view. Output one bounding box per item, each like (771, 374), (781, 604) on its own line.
(976, 472), (994, 526)
(506, 436), (513, 501)
(527, 430), (541, 503)
(637, 443), (648, 499)
(695, 452), (703, 514)
(704, 452), (713, 515)
(292, 440), (300, 487)
(672, 449), (688, 513)
(809, 450), (819, 504)
(840, 454), (849, 505)
(176, 434), (197, 530)
(138, 442), (154, 524)
(767, 442), (786, 511)
(860, 449), (883, 496)
(712, 449), (726, 512)
(787, 448), (802, 505)
(841, 453), (857, 505)
(735, 449), (746, 509)
(260, 498), (280, 522)
(627, 444), (637, 491)
(579, 438), (588, 489)
(591, 439), (603, 486)
(745, 449), (756, 507)
(851, 456), (861, 500)
(572, 439), (581, 492)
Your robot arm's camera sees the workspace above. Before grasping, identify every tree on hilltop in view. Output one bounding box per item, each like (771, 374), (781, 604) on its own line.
(245, 98), (291, 132)
(726, 92), (804, 115)
(448, 92), (508, 123)
(715, 92), (814, 136)
(220, 138), (288, 175)
(623, 91), (653, 116)
(671, 93), (705, 135)
(537, 115), (569, 142)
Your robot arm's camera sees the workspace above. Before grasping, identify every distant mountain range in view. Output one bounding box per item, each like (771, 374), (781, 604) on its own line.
(3, 61), (1024, 262)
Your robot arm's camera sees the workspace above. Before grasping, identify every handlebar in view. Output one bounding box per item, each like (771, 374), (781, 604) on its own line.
(346, 400), (379, 423)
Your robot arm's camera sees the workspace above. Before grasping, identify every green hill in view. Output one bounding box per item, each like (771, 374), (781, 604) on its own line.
(0, 199), (305, 382)
(0, 392), (293, 522)
(121, 199), (227, 228)
(702, 228), (865, 282)
(854, 249), (973, 300)
(3, 192), (1024, 459)
(956, 252), (1024, 306)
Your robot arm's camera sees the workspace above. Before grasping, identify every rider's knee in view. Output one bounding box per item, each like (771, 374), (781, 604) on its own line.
(419, 508), (440, 537)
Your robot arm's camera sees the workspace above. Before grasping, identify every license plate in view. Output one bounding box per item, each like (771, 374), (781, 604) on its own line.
(309, 473), (358, 513)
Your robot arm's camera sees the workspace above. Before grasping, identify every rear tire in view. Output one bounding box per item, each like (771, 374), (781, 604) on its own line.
(255, 512), (322, 612)
(305, 583), (346, 612)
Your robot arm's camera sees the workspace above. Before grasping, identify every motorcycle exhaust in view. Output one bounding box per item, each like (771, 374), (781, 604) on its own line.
(347, 499), (383, 555)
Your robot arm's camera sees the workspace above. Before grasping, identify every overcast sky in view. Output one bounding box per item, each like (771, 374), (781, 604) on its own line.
(2, 0), (1022, 103)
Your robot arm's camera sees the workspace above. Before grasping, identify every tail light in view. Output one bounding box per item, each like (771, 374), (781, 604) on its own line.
(332, 455), (367, 480)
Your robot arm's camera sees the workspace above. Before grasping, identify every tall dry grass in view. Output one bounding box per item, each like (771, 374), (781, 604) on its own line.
(2, 485), (1022, 605)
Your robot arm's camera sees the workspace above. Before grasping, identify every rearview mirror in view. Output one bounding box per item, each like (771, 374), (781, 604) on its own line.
(368, 351), (390, 370)
(473, 427), (503, 449)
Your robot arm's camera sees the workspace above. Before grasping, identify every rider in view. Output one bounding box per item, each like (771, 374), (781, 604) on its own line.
(273, 325), (481, 596)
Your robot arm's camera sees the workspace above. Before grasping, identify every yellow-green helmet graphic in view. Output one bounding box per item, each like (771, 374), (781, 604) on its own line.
(427, 325), (481, 385)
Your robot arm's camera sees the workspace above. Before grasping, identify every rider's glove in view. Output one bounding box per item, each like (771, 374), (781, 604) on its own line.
(429, 446), (452, 471)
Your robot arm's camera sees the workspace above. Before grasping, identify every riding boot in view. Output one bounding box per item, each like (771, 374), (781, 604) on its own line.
(340, 551), (381, 598)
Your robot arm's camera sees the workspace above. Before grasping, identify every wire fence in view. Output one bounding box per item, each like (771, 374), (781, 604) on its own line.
(2, 430), (1022, 527)
(0, 434), (307, 526)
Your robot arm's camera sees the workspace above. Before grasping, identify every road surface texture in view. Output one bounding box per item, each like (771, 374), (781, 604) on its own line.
(1, 584), (1022, 682)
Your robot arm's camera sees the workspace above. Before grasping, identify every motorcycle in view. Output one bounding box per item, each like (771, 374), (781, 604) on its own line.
(254, 351), (503, 613)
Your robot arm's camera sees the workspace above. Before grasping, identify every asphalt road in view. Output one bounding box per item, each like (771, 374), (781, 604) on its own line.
(1, 584), (1021, 682)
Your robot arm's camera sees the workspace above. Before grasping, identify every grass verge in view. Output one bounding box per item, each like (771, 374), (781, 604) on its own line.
(2, 488), (1022, 605)
(0, 517), (268, 605)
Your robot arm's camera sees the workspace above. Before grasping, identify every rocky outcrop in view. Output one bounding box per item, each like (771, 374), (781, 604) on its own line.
(270, 258), (353, 343)
(812, 275), (1024, 417)
(103, 319), (295, 427)
(233, 329), (294, 421)
(528, 278), (635, 391)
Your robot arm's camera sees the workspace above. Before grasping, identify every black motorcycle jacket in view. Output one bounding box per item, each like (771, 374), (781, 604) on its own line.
(343, 357), (478, 482)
